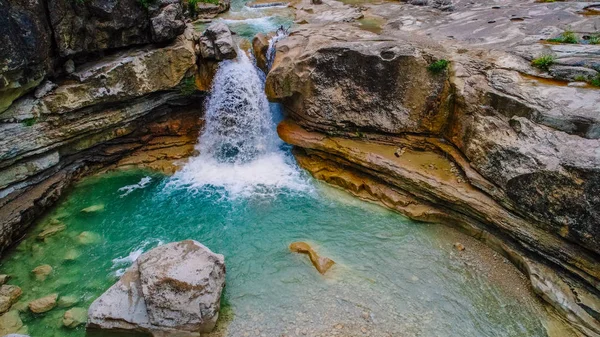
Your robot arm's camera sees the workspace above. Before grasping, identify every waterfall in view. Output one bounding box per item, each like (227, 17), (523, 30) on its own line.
(168, 41), (309, 198)
(266, 27), (288, 71)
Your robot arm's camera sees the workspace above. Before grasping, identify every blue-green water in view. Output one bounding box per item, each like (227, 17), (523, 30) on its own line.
(0, 167), (552, 337)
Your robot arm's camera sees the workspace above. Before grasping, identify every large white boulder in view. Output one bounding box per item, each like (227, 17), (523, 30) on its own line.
(87, 240), (226, 336)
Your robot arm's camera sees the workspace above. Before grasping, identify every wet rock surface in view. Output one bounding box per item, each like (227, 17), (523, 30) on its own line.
(87, 240), (226, 336)
(290, 242), (335, 274)
(199, 22), (238, 61)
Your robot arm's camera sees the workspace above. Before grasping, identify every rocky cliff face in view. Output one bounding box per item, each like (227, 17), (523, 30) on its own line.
(0, 0), (235, 255)
(266, 1), (600, 335)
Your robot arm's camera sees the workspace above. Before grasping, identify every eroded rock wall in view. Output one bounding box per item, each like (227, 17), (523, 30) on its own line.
(266, 11), (600, 336)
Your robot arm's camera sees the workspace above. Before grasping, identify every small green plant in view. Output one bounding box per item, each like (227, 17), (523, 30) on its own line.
(179, 76), (197, 96)
(531, 54), (556, 71)
(548, 29), (579, 44)
(138, 0), (156, 9)
(588, 34), (600, 45)
(590, 75), (600, 87)
(22, 118), (37, 127)
(427, 59), (450, 74)
(574, 75), (587, 82)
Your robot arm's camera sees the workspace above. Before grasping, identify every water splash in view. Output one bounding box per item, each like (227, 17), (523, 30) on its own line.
(169, 51), (310, 198)
(118, 176), (152, 197)
(266, 27), (288, 71)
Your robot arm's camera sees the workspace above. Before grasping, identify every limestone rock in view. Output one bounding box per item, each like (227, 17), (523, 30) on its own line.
(0, 310), (25, 336)
(32, 264), (53, 281)
(0, 285), (22, 314)
(190, 0), (230, 19)
(77, 231), (101, 245)
(81, 205), (105, 213)
(87, 240), (226, 335)
(33, 81), (57, 99)
(0, 274), (9, 285)
(29, 293), (58, 313)
(57, 295), (79, 308)
(199, 23), (237, 61)
(290, 242), (335, 274)
(252, 33), (272, 73)
(63, 307), (87, 328)
(37, 224), (66, 240)
(0, 0), (52, 113)
(151, 3), (186, 43)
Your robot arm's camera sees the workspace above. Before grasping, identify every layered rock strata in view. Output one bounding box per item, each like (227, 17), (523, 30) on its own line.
(266, 2), (600, 335)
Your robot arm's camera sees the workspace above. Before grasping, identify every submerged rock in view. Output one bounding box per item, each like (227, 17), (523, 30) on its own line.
(64, 249), (81, 262)
(37, 224), (66, 240)
(0, 310), (26, 336)
(57, 296), (79, 308)
(63, 307), (87, 328)
(77, 231), (101, 245)
(0, 274), (9, 285)
(32, 264), (53, 281)
(87, 240), (226, 336)
(81, 204), (105, 213)
(289, 242), (335, 274)
(29, 293), (58, 313)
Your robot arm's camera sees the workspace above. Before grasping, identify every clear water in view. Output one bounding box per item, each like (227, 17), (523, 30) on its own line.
(0, 29), (550, 337)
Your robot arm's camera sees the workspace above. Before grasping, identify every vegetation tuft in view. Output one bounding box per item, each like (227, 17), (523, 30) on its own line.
(427, 59), (450, 74)
(548, 29), (579, 44)
(588, 34), (600, 45)
(138, 0), (157, 9)
(591, 75), (600, 87)
(179, 76), (197, 96)
(531, 54), (556, 71)
(22, 118), (38, 127)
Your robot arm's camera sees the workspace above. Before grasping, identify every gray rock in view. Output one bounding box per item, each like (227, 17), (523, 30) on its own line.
(549, 65), (598, 82)
(199, 23), (237, 61)
(151, 3), (186, 43)
(63, 60), (75, 75)
(33, 81), (58, 99)
(87, 240), (226, 336)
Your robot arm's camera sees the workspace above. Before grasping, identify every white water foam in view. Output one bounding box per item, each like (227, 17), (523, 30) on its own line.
(168, 49), (310, 198)
(118, 176), (152, 197)
(111, 239), (164, 276)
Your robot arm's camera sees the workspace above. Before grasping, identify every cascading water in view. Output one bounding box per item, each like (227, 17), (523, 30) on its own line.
(169, 39), (307, 197)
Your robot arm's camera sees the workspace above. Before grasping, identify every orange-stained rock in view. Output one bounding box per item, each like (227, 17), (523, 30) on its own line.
(289, 242), (335, 274)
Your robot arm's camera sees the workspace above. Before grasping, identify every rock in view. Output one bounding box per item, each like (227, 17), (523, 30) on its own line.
(0, 0), (53, 113)
(33, 81), (57, 99)
(289, 242), (335, 274)
(549, 65), (598, 82)
(64, 249), (81, 261)
(252, 33), (272, 73)
(37, 224), (66, 240)
(0, 285), (22, 314)
(453, 242), (465, 251)
(57, 295), (79, 308)
(63, 59), (75, 75)
(266, 24), (452, 135)
(87, 240), (226, 335)
(151, 3), (186, 43)
(32, 264), (53, 281)
(191, 0), (230, 19)
(77, 231), (101, 245)
(0, 274), (9, 285)
(63, 307), (87, 328)
(10, 301), (28, 313)
(199, 22), (237, 61)
(0, 310), (25, 336)
(28, 293), (58, 313)
(81, 204), (105, 213)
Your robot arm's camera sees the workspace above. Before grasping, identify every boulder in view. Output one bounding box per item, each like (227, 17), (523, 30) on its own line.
(199, 23), (237, 61)
(252, 33), (272, 73)
(32, 264), (53, 281)
(63, 307), (87, 328)
(0, 0), (53, 113)
(87, 240), (226, 336)
(289, 242), (335, 274)
(0, 274), (9, 285)
(28, 293), (58, 313)
(151, 3), (186, 43)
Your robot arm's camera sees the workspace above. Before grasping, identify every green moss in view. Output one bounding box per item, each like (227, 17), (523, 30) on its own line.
(427, 59), (450, 74)
(574, 75), (587, 82)
(590, 75), (600, 87)
(588, 35), (600, 45)
(531, 54), (556, 71)
(547, 30), (579, 44)
(179, 76), (197, 96)
(22, 118), (38, 127)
